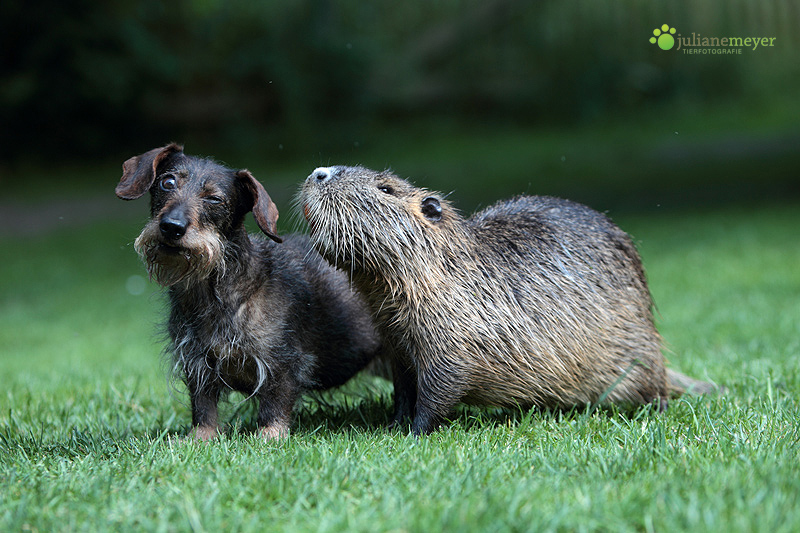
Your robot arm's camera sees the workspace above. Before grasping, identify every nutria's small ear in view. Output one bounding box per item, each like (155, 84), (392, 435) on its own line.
(116, 143), (183, 200)
(421, 196), (442, 222)
(236, 169), (282, 243)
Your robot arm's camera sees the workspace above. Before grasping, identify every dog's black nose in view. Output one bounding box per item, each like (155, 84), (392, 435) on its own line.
(160, 212), (188, 241)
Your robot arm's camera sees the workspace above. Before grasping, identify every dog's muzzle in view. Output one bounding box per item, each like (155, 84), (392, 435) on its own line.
(159, 206), (189, 242)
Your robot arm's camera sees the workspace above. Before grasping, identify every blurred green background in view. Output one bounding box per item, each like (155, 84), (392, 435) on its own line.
(1, 0), (798, 220)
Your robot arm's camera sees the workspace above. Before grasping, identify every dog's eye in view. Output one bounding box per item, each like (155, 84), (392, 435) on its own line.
(159, 176), (177, 191)
(377, 185), (394, 195)
(204, 196), (224, 205)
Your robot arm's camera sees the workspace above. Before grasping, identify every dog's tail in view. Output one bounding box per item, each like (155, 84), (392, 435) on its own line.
(667, 368), (724, 398)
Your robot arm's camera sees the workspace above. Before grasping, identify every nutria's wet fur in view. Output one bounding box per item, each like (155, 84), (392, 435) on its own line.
(301, 165), (717, 435)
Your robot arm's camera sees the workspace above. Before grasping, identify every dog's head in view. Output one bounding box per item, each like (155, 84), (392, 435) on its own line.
(116, 144), (281, 286)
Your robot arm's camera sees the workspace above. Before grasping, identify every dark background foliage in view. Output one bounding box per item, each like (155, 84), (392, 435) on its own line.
(1, 0), (798, 211)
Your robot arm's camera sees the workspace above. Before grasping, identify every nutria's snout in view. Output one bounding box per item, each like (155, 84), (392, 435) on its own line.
(310, 167), (331, 182)
(308, 166), (343, 184)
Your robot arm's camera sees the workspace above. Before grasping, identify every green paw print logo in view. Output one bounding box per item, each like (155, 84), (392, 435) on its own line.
(650, 24), (677, 50)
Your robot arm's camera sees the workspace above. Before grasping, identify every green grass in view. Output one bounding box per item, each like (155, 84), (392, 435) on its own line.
(1, 200), (799, 531)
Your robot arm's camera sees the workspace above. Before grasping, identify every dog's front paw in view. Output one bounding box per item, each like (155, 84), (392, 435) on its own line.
(191, 424), (219, 442)
(259, 423), (290, 441)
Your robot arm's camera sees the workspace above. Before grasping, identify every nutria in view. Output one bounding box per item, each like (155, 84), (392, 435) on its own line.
(300, 165), (717, 435)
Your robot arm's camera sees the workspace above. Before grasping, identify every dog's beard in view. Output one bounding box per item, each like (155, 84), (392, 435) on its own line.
(134, 228), (225, 287)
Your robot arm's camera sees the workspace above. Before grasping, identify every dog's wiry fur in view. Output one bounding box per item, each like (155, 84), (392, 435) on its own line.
(116, 145), (382, 440)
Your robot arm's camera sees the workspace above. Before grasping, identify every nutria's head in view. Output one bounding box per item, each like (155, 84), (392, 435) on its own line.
(300, 166), (460, 275)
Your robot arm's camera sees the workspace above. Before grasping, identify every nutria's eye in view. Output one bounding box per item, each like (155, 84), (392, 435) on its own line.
(203, 195), (224, 205)
(421, 196), (442, 221)
(159, 176), (177, 192)
(378, 185), (394, 195)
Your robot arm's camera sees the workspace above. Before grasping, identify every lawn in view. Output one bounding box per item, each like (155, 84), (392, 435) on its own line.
(1, 197), (798, 532)
(2, 108), (800, 533)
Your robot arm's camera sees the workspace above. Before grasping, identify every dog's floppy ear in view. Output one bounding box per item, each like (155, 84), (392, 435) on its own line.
(116, 143), (183, 200)
(236, 169), (282, 243)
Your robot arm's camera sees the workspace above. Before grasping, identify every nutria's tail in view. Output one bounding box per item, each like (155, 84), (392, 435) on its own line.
(667, 369), (723, 398)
